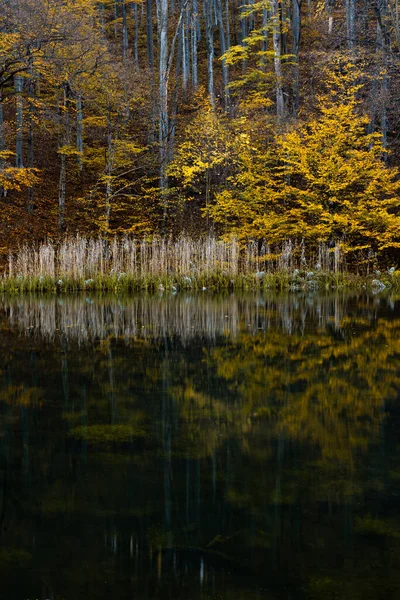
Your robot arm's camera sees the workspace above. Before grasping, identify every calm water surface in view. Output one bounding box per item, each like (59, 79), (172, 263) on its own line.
(0, 292), (400, 600)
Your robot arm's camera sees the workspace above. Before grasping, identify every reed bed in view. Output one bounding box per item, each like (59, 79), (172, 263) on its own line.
(2, 236), (399, 293)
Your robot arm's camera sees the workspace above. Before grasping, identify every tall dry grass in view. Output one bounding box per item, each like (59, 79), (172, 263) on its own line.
(2, 235), (397, 292)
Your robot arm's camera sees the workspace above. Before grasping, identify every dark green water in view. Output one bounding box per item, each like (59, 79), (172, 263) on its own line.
(0, 292), (400, 600)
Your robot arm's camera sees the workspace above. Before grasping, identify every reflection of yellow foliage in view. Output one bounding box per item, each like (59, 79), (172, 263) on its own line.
(171, 380), (253, 458)
(206, 315), (400, 465)
(69, 424), (145, 443)
(0, 385), (42, 407)
(354, 515), (400, 538)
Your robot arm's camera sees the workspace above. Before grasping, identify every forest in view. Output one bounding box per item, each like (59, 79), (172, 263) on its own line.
(1, 0), (400, 267)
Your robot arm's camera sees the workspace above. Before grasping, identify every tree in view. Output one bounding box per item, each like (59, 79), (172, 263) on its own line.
(167, 100), (237, 222)
(206, 69), (400, 259)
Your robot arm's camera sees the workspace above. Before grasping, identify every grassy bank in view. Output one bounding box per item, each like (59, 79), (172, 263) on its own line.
(1, 236), (399, 293)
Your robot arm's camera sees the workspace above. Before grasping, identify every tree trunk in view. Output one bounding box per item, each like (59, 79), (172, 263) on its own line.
(170, 10), (183, 149)
(392, 0), (400, 47)
(157, 0), (169, 231)
(292, 0), (301, 116)
(27, 64), (35, 217)
(262, 5), (269, 67)
(15, 75), (24, 168)
(133, 1), (139, 67)
(239, 0), (247, 71)
(98, 1), (105, 28)
(345, 0), (356, 50)
(58, 152), (66, 233)
(272, 0), (285, 119)
(105, 130), (113, 231)
(76, 95), (83, 171)
(239, 1), (247, 44)
(191, 0), (199, 88)
(58, 82), (70, 234)
(217, 0), (229, 108)
(122, 0), (129, 63)
(195, 0), (201, 40)
(204, 0), (216, 108)
(147, 0), (155, 70)
(281, 0), (288, 55)
(225, 0), (231, 50)
(181, 3), (190, 94)
(114, 0), (119, 39)
(0, 97), (5, 198)
(376, 0), (390, 162)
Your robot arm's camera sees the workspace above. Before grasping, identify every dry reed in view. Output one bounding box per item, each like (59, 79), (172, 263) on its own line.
(2, 236), (398, 293)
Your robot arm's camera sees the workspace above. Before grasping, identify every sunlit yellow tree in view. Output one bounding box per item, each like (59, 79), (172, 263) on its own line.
(207, 68), (400, 259)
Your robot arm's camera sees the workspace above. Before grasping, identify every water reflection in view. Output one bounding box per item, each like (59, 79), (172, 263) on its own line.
(0, 293), (399, 600)
(2, 291), (397, 342)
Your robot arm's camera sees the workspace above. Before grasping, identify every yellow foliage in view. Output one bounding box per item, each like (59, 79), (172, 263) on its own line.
(206, 81), (400, 256)
(167, 102), (237, 191)
(0, 167), (40, 191)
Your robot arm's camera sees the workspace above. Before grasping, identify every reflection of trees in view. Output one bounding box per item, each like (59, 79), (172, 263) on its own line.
(0, 295), (399, 599)
(206, 316), (400, 465)
(1, 291), (384, 344)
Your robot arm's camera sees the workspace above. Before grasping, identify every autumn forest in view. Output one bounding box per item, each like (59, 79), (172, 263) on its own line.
(1, 0), (400, 267)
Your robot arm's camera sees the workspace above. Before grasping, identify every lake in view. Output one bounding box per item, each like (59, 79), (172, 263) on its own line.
(0, 292), (399, 600)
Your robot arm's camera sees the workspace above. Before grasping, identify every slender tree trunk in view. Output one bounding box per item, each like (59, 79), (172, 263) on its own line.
(105, 129), (113, 231)
(147, 0), (155, 70)
(232, 0), (239, 44)
(281, 0), (288, 54)
(157, 0), (191, 232)
(181, 3), (190, 94)
(157, 0), (169, 232)
(225, 0), (231, 49)
(15, 75), (24, 168)
(27, 63), (35, 217)
(122, 0), (129, 63)
(345, 0), (356, 50)
(0, 97), (5, 198)
(191, 1), (199, 88)
(171, 11), (183, 148)
(133, 1), (139, 67)
(239, 0), (247, 71)
(114, 0), (119, 39)
(185, 5), (191, 90)
(58, 153), (66, 233)
(272, 0), (285, 119)
(58, 82), (70, 234)
(292, 0), (301, 116)
(76, 95), (83, 171)
(326, 0), (334, 34)
(217, 0), (229, 108)
(122, 0), (131, 121)
(262, 5), (269, 66)
(248, 0), (255, 31)
(204, 0), (216, 108)
(239, 1), (247, 44)
(392, 0), (400, 47)
(195, 0), (201, 40)
(376, 0), (390, 162)
(98, 1), (105, 28)
(381, 66), (388, 161)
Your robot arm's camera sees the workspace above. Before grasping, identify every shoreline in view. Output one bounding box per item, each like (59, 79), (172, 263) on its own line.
(1, 269), (399, 294)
